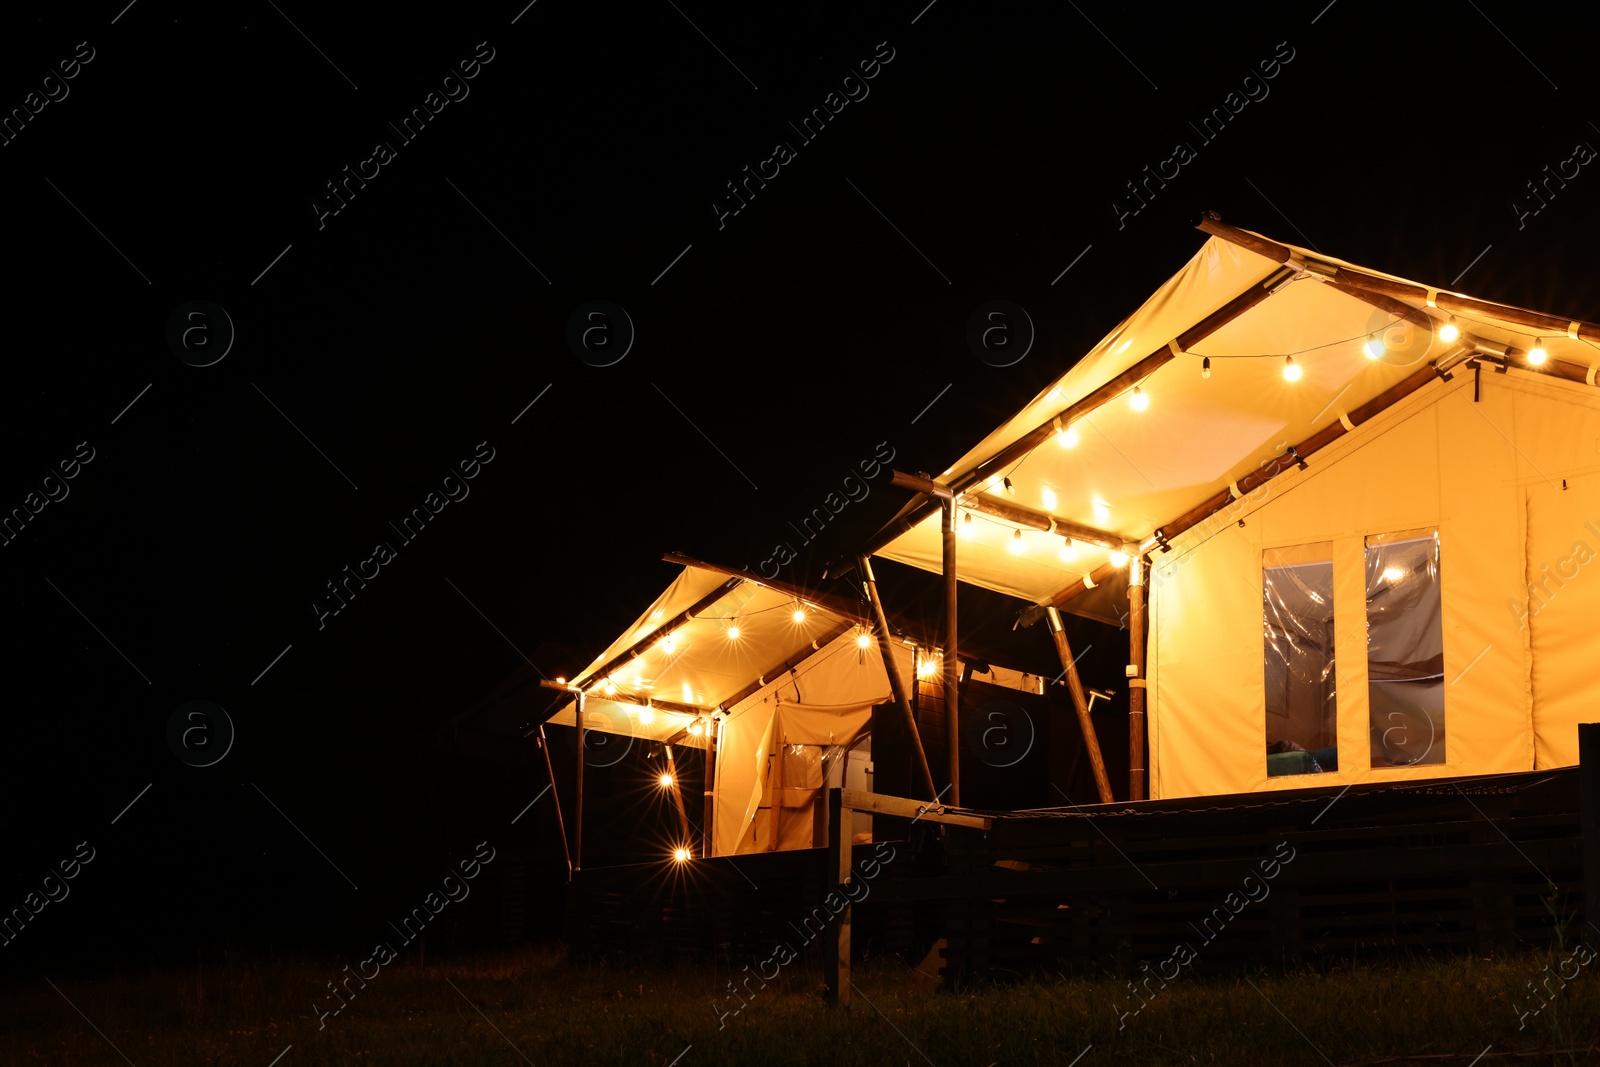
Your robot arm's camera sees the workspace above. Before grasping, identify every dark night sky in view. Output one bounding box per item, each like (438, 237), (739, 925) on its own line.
(3, 1), (1598, 972)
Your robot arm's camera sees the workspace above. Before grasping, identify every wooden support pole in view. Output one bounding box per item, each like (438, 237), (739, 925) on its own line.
(665, 744), (694, 845)
(942, 497), (961, 807)
(1045, 607), (1114, 803)
(536, 725), (573, 880)
(1581, 723), (1600, 931)
(770, 728), (784, 852)
(703, 717), (718, 857)
(1128, 558), (1147, 801)
(574, 690), (585, 870)
(858, 555), (939, 801)
(826, 787), (852, 1006)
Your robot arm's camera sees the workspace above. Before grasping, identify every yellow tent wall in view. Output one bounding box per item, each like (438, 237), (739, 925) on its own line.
(1149, 367), (1600, 798)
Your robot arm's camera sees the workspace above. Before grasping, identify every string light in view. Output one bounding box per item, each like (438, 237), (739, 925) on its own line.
(638, 703), (655, 725)
(1003, 477), (1015, 496)
(1110, 549), (1130, 567)
(1041, 487), (1057, 511)
(1130, 385), (1149, 411)
(856, 629), (872, 650)
(1009, 528), (1025, 554)
(1528, 340), (1548, 365)
(791, 599), (807, 624)
(603, 678), (617, 695)
(960, 510), (973, 538)
(1060, 539), (1077, 562)
(1201, 356), (1211, 379)
(726, 623), (741, 640)
(658, 772), (674, 788)
(1364, 334), (1384, 359)
(689, 718), (705, 737)
(1056, 422), (1080, 448)
(672, 848), (691, 863)
(1283, 355), (1302, 382)
(661, 632), (676, 654)
(1438, 318), (1460, 343)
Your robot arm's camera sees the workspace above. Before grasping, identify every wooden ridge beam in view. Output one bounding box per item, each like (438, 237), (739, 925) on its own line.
(1197, 214), (1600, 344)
(661, 552), (872, 628)
(888, 470), (1125, 549)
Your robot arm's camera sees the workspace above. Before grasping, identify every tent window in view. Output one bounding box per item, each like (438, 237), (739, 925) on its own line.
(1366, 528), (1445, 768)
(1263, 543), (1338, 777)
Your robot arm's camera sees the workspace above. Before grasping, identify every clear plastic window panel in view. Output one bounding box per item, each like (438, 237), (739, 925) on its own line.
(1263, 543), (1338, 777)
(1366, 529), (1445, 768)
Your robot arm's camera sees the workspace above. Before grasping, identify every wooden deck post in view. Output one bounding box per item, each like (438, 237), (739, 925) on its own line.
(1045, 607), (1114, 803)
(942, 498), (961, 807)
(1128, 557), (1147, 801)
(826, 787), (852, 1006)
(1581, 723), (1600, 932)
(536, 725), (573, 879)
(858, 555), (940, 800)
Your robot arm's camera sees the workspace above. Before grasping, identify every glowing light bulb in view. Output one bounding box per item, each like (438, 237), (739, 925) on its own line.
(1364, 334), (1384, 360)
(658, 773), (674, 788)
(689, 718), (705, 737)
(792, 600), (807, 623)
(856, 630), (872, 649)
(1041, 487), (1057, 511)
(1056, 424), (1080, 448)
(1283, 355), (1302, 382)
(603, 678), (617, 695)
(1060, 539), (1077, 563)
(1438, 319), (1460, 343)
(1003, 477), (1015, 496)
(726, 624), (741, 640)
(1201, 356), (1211, 379)
(1009, 528), (1025, 554)
(638, 706), (655, 725)
(1528, 340), (1548, 366)
(1130, 386), (1149, 411)
(960, 510), (973, 538)
(1110, 550), (1130, 568)
(672, 848), (691, 863)
(662, 632), (676, 653)
(555, 676), (567, 685)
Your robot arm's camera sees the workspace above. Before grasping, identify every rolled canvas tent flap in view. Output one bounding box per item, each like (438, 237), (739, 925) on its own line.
(731, 700), (874, 854)
(713, 631), (899, 856)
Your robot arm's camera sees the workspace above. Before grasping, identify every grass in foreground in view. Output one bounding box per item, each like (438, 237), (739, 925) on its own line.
(3, 945), (1600, 1066)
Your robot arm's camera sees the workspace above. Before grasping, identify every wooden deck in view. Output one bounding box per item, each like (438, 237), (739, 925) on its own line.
(567, 766), (1591, 988)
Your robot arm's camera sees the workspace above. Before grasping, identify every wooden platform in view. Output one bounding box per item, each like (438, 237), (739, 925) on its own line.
(566, 767), (1591, 986)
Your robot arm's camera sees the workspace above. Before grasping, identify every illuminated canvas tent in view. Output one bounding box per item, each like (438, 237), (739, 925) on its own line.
(544, 554), (1046, 857)
(868, 217), (1600, 800)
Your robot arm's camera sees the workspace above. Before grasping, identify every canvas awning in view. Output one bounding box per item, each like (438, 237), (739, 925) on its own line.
(545, 554), (870, 744)
(874, 220), (1600, 611)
